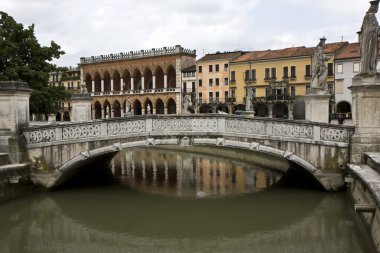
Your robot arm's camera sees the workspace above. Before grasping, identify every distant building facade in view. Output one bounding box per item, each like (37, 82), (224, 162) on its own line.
(196, 51), (245, 113)
(79, 45), (196, 118)
(229, 42), (347, 119)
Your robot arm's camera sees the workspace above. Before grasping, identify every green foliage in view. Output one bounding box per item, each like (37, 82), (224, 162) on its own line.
(0, 11), (66, 114)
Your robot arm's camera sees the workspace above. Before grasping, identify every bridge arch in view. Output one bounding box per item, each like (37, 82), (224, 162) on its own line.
(48, 139), (326, 190)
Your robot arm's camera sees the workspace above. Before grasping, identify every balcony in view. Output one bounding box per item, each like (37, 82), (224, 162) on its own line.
(253, 95), (296, 102)
(330, 112), (352, 120)
(91, 87), (181, 96)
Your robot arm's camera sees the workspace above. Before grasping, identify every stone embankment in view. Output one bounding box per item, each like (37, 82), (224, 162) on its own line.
(347, 153), (380, 253)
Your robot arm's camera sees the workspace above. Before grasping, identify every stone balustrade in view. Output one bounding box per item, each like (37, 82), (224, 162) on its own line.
(80, 45), (196, 64)
(23, 115), (354, 148)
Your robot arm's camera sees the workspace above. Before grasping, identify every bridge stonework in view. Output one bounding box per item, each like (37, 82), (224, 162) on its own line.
(22, 115), (354, 190)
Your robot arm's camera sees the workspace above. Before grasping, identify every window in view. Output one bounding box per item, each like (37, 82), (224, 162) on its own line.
(305, 65), (311, 77)
(199, 79), (203, 87)
(224, 78), (228, 85)
(252, 88), (256, 98)
(244, 70), (250, 81)
(198, 66), (202, 73)
(291, 66), (296, 78)
(231, 89), (236, 98)
(353, 62), (361, 73)
(209, 78), (213, 86)
(216, 78), (220, 86)
(328, 63), (334, 76)
(328, 83), (334, 94)
(183, 82), (187, 93)
(283, 67), (289, 78)
(271, 68), (277, 79)
(192, 82), (196, 92)
(215, 64), (219, 72)
(224, 91), (228, 99)
(265, 68), (270, 80)
(291, 86), (295, 97)
(216, 92), (220, 102)
(231, 71), (236, 81)
(209, 65), (213, 72)
(209, 92), (213, 102)
(335, 80), (344, 94)
(224, 63), (228, 71)
(198, 92), (203, 101)
(251, 69), (256, 81)
(336, 64), (343, 74)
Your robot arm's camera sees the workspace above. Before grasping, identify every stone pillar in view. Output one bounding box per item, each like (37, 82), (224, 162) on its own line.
(0, 81), (32, 163)
(349, 75), (380, 163)
(164, 107), (168, 114)
(131, 77), (134, 91)
(111, 79), (114, 94)
(71, 93), (92, 122)
(92, 109), (95, 120)
(303, 88), (330, 123)
(101, 108), (105, 119)
(164, 75), (168, 89)
(120, 78), (124, 92)
(288, 102), (294, 120)
(153, 76), (156, 90)
(111, 107), (115, 118)
(92, 80), (95, 93)
(141, 76), (145, 91)
(268, 104), (273, 118)
(153, 107), (156, 115)
(101, 79), (104, 93)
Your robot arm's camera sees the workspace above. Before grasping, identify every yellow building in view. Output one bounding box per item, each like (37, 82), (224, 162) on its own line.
(230, 42), (347, 119)
(196, 51), (245, 113)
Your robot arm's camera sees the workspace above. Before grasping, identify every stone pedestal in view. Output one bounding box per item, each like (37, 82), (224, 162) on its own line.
(349, 75), (380, 163)
(303, 88), (330, 123)
(71, 93), (92, 122)
(243, 110), (255, 117)
(0, 81), (31, 163)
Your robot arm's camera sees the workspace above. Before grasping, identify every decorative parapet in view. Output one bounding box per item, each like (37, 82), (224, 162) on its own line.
(80, 45), (196, 65)
(22, 115), (354, 147)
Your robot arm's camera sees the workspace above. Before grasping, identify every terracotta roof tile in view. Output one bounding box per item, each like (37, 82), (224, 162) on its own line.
(335, 42), (380, 60)
(197, 51), (245, 62)
(232, 42), (347, 63)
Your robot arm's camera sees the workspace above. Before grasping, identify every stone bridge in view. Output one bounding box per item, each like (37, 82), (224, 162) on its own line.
(22, 115), (354, 191)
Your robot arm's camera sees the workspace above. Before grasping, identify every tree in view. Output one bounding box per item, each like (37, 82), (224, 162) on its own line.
(0, 11), (69, 114)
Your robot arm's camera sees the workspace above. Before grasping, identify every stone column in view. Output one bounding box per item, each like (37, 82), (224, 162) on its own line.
(164, 107), (168, 114)
(101, 79), (104, 93)
(153, 107), (156, 115)
(349, 75), (380, 163)
(141, 76), (145, 91)
(92, 80), (95, 93)
(101, 108), (105, 119)
(111, 107), (115, 118)
(120, 78), (124, 92)
(131, 77), (134, 91)
(288, 102), (294, 120)
(111, 79), (114, 94)
(152, 76), (156, 90)
(92, 109), (95, 120)
(164, 75), (168, 89)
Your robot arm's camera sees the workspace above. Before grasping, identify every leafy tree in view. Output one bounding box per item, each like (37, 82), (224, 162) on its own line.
(0, 11), (69, 114)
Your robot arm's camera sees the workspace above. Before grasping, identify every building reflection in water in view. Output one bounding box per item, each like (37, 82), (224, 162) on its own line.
(111, 147), (284, 197)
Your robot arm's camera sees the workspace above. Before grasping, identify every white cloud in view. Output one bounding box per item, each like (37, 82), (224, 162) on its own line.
(1, 0), (371, 66)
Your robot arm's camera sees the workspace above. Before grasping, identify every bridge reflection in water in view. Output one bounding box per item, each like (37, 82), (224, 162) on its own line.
(111, 147), (284, 197)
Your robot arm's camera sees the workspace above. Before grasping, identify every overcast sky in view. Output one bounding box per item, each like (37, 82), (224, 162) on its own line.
(2, 0), (369, 67)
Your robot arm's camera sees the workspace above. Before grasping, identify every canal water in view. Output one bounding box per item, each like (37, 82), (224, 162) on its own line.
(0, 147), (374, 253)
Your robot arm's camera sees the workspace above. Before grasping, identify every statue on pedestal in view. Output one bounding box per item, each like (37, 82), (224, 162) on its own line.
(311, 37), (330, 92)
(182, 94), (191, 113)
(359, 0), (380, 76)
(245, 86), (253, 111)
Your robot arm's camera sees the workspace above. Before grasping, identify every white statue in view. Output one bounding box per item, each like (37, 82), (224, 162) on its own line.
(125, 97), (131, 113)
(245, 87), (253, 111)
(182, 94), (191, 113)
(311, 37), (330, 91)
(147, 104), (151, 114)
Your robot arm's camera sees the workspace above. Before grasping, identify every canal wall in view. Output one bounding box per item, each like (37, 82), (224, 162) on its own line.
(347, 153), (380, 253)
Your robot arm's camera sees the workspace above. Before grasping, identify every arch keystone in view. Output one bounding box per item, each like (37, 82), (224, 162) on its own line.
(80, 151), (90, 160)
(217, 138), (225, 146)
(250, 142), (260, 151)
(146, 138), (155, 146)
(283, 150), (293, 159)
(112, 143), (123, 151)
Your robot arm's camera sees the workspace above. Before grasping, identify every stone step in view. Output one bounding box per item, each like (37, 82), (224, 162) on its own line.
(0, 153), (9, 166)
(364, 152), (380, 174)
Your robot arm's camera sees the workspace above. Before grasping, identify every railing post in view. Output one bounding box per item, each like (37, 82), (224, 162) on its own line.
(146, 117), (153, 132)
(313, 125), (321, 141)
(101, 122), (108, 137)
(218, 116), (225, 133)
(55, 127), (62, 141)
(266, 121), (273, 136)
